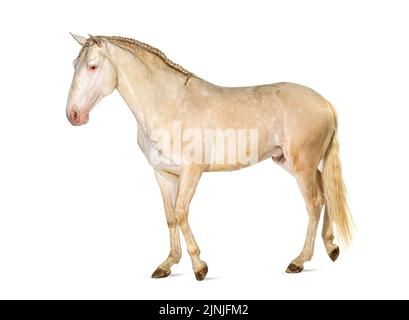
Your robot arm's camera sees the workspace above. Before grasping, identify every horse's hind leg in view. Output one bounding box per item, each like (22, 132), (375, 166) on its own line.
(320, 171), (340, 261)
(322, 209), (340, 261)
(316, 171), (340, 261)
(286, 168), (325, 273)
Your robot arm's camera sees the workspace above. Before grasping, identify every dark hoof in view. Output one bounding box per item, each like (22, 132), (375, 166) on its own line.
(151, 267), (171, 279)
(329, 247), (340, 262)
(286, 263), (304, 273)
(195, 264), (208, 281)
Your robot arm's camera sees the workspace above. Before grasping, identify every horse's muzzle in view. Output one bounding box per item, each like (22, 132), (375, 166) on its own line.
(67, 109), (89, 126)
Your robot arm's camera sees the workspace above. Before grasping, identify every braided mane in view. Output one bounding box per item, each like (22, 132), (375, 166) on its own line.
(102, 36), (192, 77)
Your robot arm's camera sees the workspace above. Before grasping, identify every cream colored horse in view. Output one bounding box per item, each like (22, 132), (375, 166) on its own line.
(66, 34), (353, 281)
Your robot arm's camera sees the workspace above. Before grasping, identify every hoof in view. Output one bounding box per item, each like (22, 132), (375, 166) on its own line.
(195, 264), (208, 281)
(151, 267), (171, 279)
(329, 247), (340, 262)
(286, 263), (304, 273)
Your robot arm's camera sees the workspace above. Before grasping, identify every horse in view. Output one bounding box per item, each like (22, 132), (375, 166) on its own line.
(66, 34), (353, 281)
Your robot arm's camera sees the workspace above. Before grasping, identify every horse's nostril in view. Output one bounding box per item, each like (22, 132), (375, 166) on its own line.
(72, 110), (78, 120)
(67, 108), (88, 125)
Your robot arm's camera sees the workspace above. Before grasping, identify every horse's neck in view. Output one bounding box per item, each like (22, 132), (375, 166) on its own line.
(111, 44), (187, 134)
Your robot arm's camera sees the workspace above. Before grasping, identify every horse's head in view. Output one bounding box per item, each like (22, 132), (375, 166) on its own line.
(66, 34), (117, 126)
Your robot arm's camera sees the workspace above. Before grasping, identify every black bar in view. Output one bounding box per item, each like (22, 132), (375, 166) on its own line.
(0, 299), (403, 319)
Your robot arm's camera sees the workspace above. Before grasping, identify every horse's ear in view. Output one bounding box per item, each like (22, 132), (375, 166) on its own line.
(70, 33), (87, 46)
(88, 34), (102, 47)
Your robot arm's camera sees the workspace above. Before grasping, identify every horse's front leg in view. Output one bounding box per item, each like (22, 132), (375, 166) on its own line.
(151, 170), (181, 278)
(175, 165), (208, 281)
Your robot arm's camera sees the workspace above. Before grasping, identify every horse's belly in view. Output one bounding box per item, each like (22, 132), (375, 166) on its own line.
(205, 135), (275, 172)
(136, 123), (278, 174)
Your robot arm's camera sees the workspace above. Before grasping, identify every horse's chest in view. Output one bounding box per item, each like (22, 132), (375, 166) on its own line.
(137, 130), (181, 174)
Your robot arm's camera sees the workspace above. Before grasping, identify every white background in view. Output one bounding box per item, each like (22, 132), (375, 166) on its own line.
(0, 0), (408, 299)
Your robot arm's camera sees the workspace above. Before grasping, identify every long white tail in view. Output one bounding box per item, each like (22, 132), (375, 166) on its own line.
(322, 105), (353, 246)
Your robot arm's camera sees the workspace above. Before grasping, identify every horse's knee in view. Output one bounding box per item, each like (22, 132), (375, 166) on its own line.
(167, 220), (177, 228)
(166, 213), (178, 228)
(174, 207), (187, 226)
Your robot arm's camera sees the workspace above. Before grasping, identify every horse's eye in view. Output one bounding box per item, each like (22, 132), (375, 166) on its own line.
(88, 65), (97, 71)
